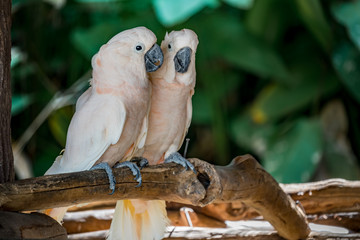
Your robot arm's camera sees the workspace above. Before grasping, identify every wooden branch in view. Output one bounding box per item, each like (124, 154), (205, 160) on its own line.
(0, 155), (308, 239)
(0, 0), (14, 183)
(62, 207), (360, 235)
(210, 155), (309, 239)
(0, 211), (67, 239)
(283, 179), (360, 214)
(307, 212), (360, 232)
(66, 225), (360, 240)
(167, 179), (360, 225)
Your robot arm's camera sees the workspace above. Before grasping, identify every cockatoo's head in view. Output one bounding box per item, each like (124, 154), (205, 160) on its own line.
(91, 27), (163, 87)
(152, 29), (198, 86)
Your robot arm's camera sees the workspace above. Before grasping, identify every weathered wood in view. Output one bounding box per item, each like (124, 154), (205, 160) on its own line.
(69, 177), (360, 219)
(0, 211), (67, 239)
(63, 205), (360, 234)
(63, 209), (112, 234)
(67, 225), (360, 240)
(62, 208), (226, 234)
(211, 155), (309, 239)
(167, 179), (360, 224)
(0, 0), (14, 183)
(0, 155), (309, 239)
(307, 212), (360, 232)
(0, 162), (206, 210)
(284, 179), (360, 214)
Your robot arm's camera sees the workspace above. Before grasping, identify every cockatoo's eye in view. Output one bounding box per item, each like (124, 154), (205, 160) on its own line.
(168, 43), (174, 52)
(134, 43), (145, 53)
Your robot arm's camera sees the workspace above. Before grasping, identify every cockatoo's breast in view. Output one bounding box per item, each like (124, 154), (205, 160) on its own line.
(96, 82), (151, 166)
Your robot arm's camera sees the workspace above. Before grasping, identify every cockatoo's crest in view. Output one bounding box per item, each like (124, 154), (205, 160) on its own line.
(91, 26), (159, 89)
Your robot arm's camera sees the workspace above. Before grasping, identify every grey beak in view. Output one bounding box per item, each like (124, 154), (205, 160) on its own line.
(174, 47), (192, 73)
(145, 44), (164, 72)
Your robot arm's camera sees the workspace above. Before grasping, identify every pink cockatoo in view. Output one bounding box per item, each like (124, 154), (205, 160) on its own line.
(107, 29), (199, 240)
(44, 27), (163, 224)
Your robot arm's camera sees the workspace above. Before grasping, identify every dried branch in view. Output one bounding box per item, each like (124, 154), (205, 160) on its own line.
(0, 211), (67, 239)
(0, 155), (309, 239)
(0, 0), (14, 183)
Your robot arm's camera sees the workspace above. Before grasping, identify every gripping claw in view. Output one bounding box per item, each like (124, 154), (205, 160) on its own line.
(165, 152), (197, 174)
(130, 157), (149, 170)
(114, 161), (143, 187)
(90, 162), (116, 195)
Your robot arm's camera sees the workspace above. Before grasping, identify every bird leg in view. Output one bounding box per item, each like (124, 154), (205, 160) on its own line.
(165, 152), (197, 174)
(130, 157), (149, 169)
(114, 161), (143, 187)
(90, 162), (116, 194)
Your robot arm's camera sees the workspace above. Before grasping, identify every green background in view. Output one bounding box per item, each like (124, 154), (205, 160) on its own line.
(11, 0), (360, 183)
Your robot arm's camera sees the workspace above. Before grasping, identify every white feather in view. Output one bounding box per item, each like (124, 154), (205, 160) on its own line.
(46, 93), (126, 174)
(107, 200), (168, 240)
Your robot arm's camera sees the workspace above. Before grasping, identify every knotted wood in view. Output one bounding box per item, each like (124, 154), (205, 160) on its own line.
(0, 155), (309, 239)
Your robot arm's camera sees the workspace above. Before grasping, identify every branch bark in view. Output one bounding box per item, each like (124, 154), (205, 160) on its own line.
(0, 155), (309, 239)
(0, 211), (67, 239)
(0, 0), (14, 183)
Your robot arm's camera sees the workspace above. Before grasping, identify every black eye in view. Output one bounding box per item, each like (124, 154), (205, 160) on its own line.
(168, 44), (171, 49)
(136, 45), (142, 51)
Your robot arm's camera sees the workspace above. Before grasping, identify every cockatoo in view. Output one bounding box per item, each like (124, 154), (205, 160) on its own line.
(44, 27), (163, 222)
(107, 29), (199, 240)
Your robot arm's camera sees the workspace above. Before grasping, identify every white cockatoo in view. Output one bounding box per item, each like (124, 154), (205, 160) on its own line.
(107, 29), (199, 240)
(44, 27), (163, 223)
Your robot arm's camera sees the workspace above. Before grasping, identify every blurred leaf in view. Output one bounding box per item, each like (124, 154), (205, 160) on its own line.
(295, 0), (333, 53)
(11, 47), (26, 68)
(264, 118), (323, 183)
(75, 0), (119, 2)
(11, 94), (33, 115)
(43, 0), (65, 8)
(332, 42), (360, 103)
(193, 12), (290, 80)
(245, 0), (295, 45)
(230, 113), (276, 155)
(223, 0), (253, 9)
(152, 0), (219, 26)
(48, 107), (73, 147)
(192, 90), (213, 125)
(250, 76), (338, 123)
(320, 100), (360, 180)
(331, 0), (360, 51)
(33, 142), (61, 176)
(71, 21), (123, 59)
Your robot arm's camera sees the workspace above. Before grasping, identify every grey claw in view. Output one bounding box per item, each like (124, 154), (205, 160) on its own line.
(130, 157), (149, 170)
(165, 152), (197, 174)
(90, 162), (116, 195)
(114, 161), (143, 187)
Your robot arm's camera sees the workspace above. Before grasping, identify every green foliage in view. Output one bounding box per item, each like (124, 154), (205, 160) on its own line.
(11, 0), (360, 182)
(331, 0), (360, 51)
(332, 42), (360, 103)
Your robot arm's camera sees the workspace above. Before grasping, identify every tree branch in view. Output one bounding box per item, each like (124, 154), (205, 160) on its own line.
(0, 155), (309, 239)
(0, 0), (14, 183)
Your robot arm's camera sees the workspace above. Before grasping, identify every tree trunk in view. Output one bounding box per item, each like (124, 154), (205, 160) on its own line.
(0, 0), (14, 183)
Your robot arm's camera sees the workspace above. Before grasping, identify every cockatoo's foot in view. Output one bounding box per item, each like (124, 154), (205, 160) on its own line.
(130, 157), (149, 169)
(165, 152), (197, 174)
(114, 161), (143, 187)
(90, 162), (116, 195)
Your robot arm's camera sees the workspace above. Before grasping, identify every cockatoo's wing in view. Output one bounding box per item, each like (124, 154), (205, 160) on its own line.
(173, 95), (193, 154)
(46, 94), (126, 174)
(75, 87), (92, 111)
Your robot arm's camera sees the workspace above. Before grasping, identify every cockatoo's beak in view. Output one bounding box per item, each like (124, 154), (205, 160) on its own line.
(174, 47), (192, 73)
(145, 44), (164, 72)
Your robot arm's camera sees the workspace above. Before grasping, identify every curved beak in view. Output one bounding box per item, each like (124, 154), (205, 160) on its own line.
(174, 47), (192, 73)
(145, 44), (164, 72)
